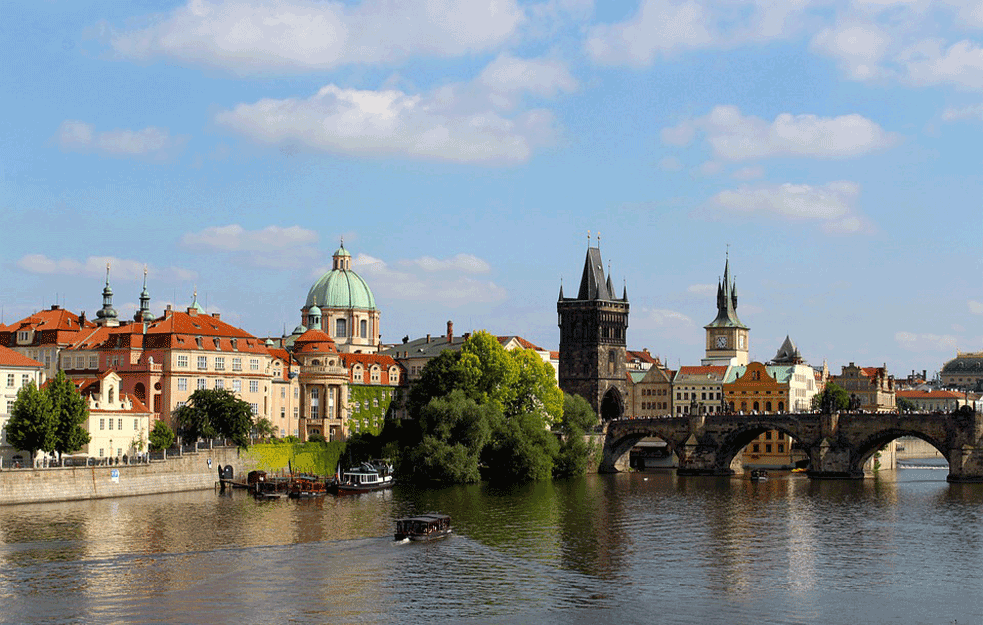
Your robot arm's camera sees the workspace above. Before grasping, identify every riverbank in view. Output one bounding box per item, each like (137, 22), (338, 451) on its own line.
(0, 447), (248, 506)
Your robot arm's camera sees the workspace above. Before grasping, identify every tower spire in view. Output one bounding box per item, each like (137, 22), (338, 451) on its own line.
(95, 262), (119, 326)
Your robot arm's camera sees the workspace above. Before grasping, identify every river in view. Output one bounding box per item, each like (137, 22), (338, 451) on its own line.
(0, 466), (980, 624)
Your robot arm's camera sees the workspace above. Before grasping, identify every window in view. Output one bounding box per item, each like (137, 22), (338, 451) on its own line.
(336, 318), (347, 337)
(197, 356), (207, 370)
(360, 319), (367, 338)
(250, 359), (259, 371)
(197, 378), (206, 390)
(215, 379), (224, 389)
(215, 357), (225, 371)
(765, 431), (772, 440)
(294, 388), (299, 399)
(100, 418), (105, 430)
(752, 443), (759, 452)
(293, 407), (299, 419)
(108, 418), (113, 430)
(280, 408), (286, 420)
(250, 403), (258, 415)
(765, 444), (772, 453)
(112, 356), (120, 369)
(134, 419), (138, 430)
(213, 338), (221, 349)
(778, 444), (785, 453)
(249, 380), (259, 393)
(76, 356), (84, 369)
(99, 448), (104, 457)
(177, 355), (189, 368)
(232, 379), (241, 393)
(21, 374), (29, 388)
(177, 378), (188, 391)
(280, 388), (285, 399)
(89, 355), (98, 369)
(232, 357), (242, 371)
(6, 374), (13, 388)
(118, 419), (122, 430)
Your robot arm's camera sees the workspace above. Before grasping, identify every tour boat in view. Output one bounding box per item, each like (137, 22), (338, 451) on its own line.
(749, 469), (769, 481)
(394, 513), (452, 542)
(335, 461), (394, 495)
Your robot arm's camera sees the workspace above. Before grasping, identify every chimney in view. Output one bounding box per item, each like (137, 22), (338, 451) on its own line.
(212, 312), (220, 320)
(188, 307), (197, 316)
(447, 320), (453, 343)
(426, 334), (431, 343)
(51, 304), (60, 311)
(79, 311), (86, 326)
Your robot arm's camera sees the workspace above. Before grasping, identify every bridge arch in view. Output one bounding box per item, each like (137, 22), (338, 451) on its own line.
(851, 428), (947, 475)
(714, 422), (811, 474)
(600, 386), (625, 422)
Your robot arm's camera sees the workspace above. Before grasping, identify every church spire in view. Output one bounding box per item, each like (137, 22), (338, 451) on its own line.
(136, 265), (154, 322)
(95, 263), (119, 326)
(705, 253), (746, 330)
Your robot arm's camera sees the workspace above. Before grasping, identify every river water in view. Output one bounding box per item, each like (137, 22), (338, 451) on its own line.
(0, 466), (980, 624)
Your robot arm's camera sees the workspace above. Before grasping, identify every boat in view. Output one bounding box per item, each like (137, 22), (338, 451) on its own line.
(394, 513), (452, 541)
(289, 474), (334, 498)
(335, 461), (394, 495)
(749, 469), (769, 481)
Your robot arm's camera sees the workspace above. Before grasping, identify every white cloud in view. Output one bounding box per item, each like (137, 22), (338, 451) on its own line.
(214, 64), (565, 163)
(895, 331), (959, 352)
(586, 0), (713, 66)
(731, 165), (765, 180)
(658, 156), (683, 171)
(810, 22), (893, 81)
(687, 283), (717, 296)
(314, 252), (507, 308)
(585, 0), (811, 66)
(902, 39), (983, 90)
(108, 0), (525, 74)
(705, 181), (871, 234)
(16, 254), (196, 282)
(662, 105), (899, 161)
(180, 224), (320, 268)
(477, 55), (578, 107)
(943, 103), (983, 121)
(56, 121), (188, 159)
(970, 300), (983, 315)
(403, 254), (491, 273)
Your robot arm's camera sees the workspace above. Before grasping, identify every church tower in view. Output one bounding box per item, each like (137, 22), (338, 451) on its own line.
(702, 255), (749, 366)
(95, 263), (120, 327)
(558, 235), (629, 421)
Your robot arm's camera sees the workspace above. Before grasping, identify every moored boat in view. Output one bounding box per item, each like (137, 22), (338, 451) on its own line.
(394, 513), (452, 541)
(749, 469), (769, 481)
(289, 474), (334, 498)
(335, 461), (394, 495)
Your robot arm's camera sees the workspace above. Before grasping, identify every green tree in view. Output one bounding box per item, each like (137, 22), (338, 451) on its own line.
(47, 371), (90, 458)
(173, 388), (254, 448)
(253, 417), (276, 439)
(407, 391), (497, 484)
(148, 420), (175, 451)
(485, 411), (558, 482)
(811, 381), (850, 412)
(509, 347), (563, 425)
(896, 396), (917, 413)
(6, 381), (55, 463)
(553, 393), (599, 477)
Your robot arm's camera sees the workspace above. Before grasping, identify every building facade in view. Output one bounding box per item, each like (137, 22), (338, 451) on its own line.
(0, 346), (45, 467)
(940, 351), (983, 390)
(831, 363), (897, 412)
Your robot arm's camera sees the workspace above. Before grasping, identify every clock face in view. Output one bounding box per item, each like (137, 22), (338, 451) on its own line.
(715, 335), (727, 348)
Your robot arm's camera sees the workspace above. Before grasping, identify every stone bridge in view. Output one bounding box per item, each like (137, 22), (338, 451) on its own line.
(601, 411), (983, 482)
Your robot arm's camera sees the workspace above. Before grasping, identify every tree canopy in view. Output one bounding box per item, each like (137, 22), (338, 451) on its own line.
(173, 388), (254, 448)
(149, 420), (175, 451)
(398, 331), (595, 484)
(811, 381), (850, 412)
(6, 381), (55, 461)
(48, 371), (90, 456)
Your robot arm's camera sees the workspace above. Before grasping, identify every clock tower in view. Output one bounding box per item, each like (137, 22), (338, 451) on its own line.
(702, 255), (749, 366)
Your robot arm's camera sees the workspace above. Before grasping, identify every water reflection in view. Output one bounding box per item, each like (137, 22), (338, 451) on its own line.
(0, 470), (981, 624)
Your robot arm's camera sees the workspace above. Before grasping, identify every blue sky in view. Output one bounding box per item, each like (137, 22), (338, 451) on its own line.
(2, 0), (981, 378)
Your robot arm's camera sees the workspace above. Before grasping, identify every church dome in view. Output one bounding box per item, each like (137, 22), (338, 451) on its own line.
(942, 353), (983, 373)
(305, 243), (376, 311)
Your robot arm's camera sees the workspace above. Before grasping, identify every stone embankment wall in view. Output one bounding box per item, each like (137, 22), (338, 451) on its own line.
(0, 447), (251, 506)
(895, 437), (945, 459)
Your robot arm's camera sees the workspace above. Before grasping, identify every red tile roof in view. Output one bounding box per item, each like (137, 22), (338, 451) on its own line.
(896, 389), (963, 399)
(0, 345), (43, 368)
(293, 329), (338, 354)
(627, 349), (657, 363)
(497, 336), (547, 352)
(676, 366), (728, 376)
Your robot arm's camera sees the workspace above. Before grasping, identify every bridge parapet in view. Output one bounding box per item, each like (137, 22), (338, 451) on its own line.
(602, 410), (983, 481)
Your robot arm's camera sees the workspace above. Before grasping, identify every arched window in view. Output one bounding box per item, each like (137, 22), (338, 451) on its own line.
(360, 319), (367, 338)
(778, 401), (784, 412)
(765, 401), (772, 413)
(336, 318), (347, 338)
(608, 350), (616, 374)
(753, 401), (760, 412)
(108, 387), (115, 404)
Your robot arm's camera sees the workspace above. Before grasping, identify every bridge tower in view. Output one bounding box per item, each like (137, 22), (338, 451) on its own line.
(558, 236), (629, 421)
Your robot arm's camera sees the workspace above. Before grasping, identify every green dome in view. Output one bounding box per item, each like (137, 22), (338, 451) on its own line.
(306, 269), (376, 310)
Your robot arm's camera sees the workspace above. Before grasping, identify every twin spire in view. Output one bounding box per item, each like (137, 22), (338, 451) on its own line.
(559, 231), (628, 302)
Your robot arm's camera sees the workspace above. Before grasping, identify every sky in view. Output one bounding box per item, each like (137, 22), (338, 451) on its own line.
(1, 0), (981, 379)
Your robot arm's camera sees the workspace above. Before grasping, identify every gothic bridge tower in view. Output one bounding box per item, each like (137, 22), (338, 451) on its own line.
(558, 237), (629, 421)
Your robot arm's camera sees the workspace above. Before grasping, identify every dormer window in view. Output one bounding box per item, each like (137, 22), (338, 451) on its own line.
(196, 336), (203, 349)
(231, 339), (238, 351)
(17, 331), (29, 344)
(213, 338), (221, 349)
